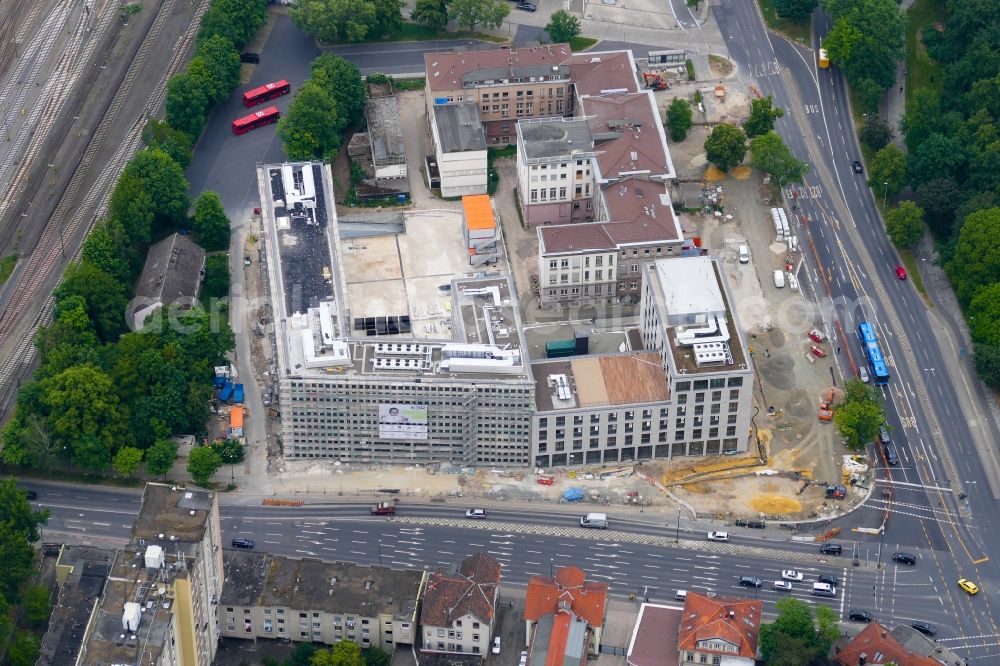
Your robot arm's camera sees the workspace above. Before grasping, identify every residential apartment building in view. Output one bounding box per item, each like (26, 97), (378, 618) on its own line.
(524, 566), (608, 656)
(219, 552), (425, 649)
(678, 593), (761, 666)
(425, 44), (573, 144)
(835, 623), (966, 666)
(531, 256), (755, 468)
(76, 483), (225, 666)
(516, 117), (596, 226)
(430, 102), (487, 197)
(420, 553), (501, 658)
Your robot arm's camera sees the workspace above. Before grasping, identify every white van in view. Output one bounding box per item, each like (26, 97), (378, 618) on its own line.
(738, 245), (750, 264)
(812, 582), (837, 597)
(773, 270), (786, 288)
(580, 513), (609, 529)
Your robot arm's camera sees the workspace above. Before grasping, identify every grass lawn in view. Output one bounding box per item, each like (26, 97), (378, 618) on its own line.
(486, 145), (516, 196)
(904, 0), (945, 108)
(391, 77), (425, 91)
(326, 23), (508, 45)
(569, 36), (598, 52)
(899, 248), (930, 304)
(756, 0), (811, 45)
(0, 255), (16, 285)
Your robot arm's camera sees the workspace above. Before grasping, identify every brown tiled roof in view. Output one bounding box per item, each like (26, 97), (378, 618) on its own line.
(425, 45), (572, 92)
(677, 593), (761, 660)
(564, 51), (639, 97)
(582, 93), (671, 180)
(524, 566), (608, 628)
(420, 552), (501, 627)
(835, 623), (941, 666)
(538, 178), (681, 254)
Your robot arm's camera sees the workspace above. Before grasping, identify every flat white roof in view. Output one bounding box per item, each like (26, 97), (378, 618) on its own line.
(654, 256), (725, 317)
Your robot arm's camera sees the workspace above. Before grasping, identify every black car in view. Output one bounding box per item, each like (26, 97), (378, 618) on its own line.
(911, 622), (937, 637)
(852, 160), (864, 174)
(819, 543), (842, 555)
(738, 576), (763, 588)
(515, 1), (536, 9)
(231, 538), (256, 549)
(879, 425), (892, 445)
(849, 609), (874, 623)
(886, 446), (900, 466)
(892, 552), (917, 565)
(240, 52), (260, 64)
(818, 573), (840, 586)
(23, 490), (38, 500)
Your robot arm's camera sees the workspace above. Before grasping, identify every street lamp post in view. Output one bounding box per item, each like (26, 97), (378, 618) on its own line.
(675, 506), (681, 543)
(378, 539), (383, 565)
(882, 181), (889, 211)
(549, 558), (554, 578)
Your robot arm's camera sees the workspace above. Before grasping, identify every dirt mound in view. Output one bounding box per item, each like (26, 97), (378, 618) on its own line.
(749, 493), (802, 514)
(786, 388), (815, 418)
(760, 355), (796, 390)
(704, 166), (727, 181)
(730, 166), (752, 180)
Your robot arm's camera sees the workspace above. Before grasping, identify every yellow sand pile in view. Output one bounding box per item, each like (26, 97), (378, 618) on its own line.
(731, 166), (752, 180)
(704, 166), (727, 181)
(749, 493), (802, 514)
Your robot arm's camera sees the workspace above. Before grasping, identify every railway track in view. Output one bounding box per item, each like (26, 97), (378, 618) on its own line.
(0, 0), (210, 412)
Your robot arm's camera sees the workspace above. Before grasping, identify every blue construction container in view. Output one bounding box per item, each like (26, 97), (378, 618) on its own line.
(219, 382), (234, 402)
(233, 384), (245, 404)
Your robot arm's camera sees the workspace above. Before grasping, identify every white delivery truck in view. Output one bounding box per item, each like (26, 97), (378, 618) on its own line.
(580, 513), (609, 529)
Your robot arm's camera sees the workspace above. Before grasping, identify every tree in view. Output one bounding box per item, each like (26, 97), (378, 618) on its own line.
(973, 344), (1000, 390)
(187, 446), (223, 486)
(907, 132), (966, 188)
(545, 10), (580, 44)
(859, 115), (893, 151)
(311, 55), (368, 126)
(835, 399), (884, 450)
(362, 648), (392, 666)
(203, 254), (231, 301)
(814, 605), (841, 652)
(750, 131), (809, 187)
(743, 95), (784, 138)
(914, 177), (960, 239)
(147, 438), (179, 478)
(82, 218), (134, 284)
(107, 173), (156, 247)
(165, 72), (209, 140)
(35, 295), (99, 374)
(113, 446), (144, 477)
(853, 77), (883, 116)
(291, 0), (379, 43)
(142, 119), (193, 169)
(968, 283), (1000, 347)
(821, 0), (904, 91)
(773, 0), (817, 20)
(666, 98), (693, 142)
(279, 81), (343, 161)
(704, 123), (746, 172)
(945, 208), (1000, 306)
(884, 201), (926, 249)
(120, 149), (190, 229)
(448, 0), (509, 34)
(312, 640), (364, 666)
(198, 0), (268, 49)
(411, 0), (448, 29)
(23, 585), (51, 626)
(53, 261), (129, 343)
(868, 144), (907, 203)
(193, 191), (231, 251)
(373, 0), (405, 35)
(7, 633), (40, 666)
(190, 34), (242, 104)
(212, 438), (246, 464)
(0, 479), (48, 603)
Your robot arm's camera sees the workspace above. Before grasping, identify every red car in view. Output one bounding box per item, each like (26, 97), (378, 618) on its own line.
(537, 476), (555, 485)
(895, 265), (907, 280)
(808, 328), (827, 343)
(810, 345), (828, 358)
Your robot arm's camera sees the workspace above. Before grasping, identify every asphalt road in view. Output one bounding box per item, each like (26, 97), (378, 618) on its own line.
(713, 0), (1000, 656)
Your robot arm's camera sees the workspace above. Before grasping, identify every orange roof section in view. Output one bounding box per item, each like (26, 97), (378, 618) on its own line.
(524, 566), (608, 628)
(463, 195), (495, 231)
(835, 623), (941, 666)
(230, 407), (244, 429)
(544, 612), (573, 666)
(677, 593), (761, 660)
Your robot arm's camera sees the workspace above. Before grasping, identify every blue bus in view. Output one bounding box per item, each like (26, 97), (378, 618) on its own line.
(857, 321), (890, 385)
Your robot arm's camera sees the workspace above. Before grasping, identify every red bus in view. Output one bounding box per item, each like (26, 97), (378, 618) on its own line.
(232, 106), (280, 135)
(242, 80), (290, 107)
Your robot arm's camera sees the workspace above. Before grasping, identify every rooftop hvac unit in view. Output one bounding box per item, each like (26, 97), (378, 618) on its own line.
(122, 602), (141, 632)
(693, 344), (728, 367)
(144, 545), (165, 570)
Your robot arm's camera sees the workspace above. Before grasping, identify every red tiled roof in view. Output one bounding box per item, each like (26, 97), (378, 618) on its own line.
(420, 553), (501, 627)
(425, 44), (572, 92)
(581, 93), (671, 180)
(545, 612), (573, 666)
(677, 593), (761, 660)
(538, 178), (681, 254)
(835, 623), (941, 666)
(524, 566), (608, 628)
(563, 51), (639, 97)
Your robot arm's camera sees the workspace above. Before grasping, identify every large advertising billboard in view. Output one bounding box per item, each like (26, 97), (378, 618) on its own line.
(378, 404), (428, 440)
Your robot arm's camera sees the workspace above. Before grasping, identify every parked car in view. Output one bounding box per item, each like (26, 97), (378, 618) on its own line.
(231, 538), (255, 549)
(820, 543), (842, 555)
(515, 1), (536, 9)
(492, 637), (502, 654)
(849, 609), (874, 623)
(707, 531), (730, 542)
(895, 265), (907, 280)
(466, 509), (487, 519)
(738, 576), (763, 588)
(911, 622), (937, 637)
(808, 328), (827, 343)
(772, 580), (793, 591)
(852, 160), (864, 174)
(879, 425), (892, 445)
(781, 570), (804, 581)
(738, 245), (750, 264)
(892, 552), (917, 565)
(810, 345), (828, 358)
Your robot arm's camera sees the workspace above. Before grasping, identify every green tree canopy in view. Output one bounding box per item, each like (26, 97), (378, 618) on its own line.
(0, 480), (48, 604)
(410, 0), (448, 29)
(868, 144), (907, 203)
(120, 148), (190, 229)
(312, 640), (364, 666)
(666, 98), (693, 142)
(142, 119), (194, 169)
(53, 261), (129, 343)
(859, 115), (893, 151)
(750, 131), (808, 187)
(373, 0), (405, 35)
(759, 597), (840, 665)
(193, 191), (231, 251)
(968, 283), (1000, 347)
(834, 399), (884, 451)
(907, 132), (966, 188)
(165, 72), (209, 140)
(545, 10), (581, 43)
(291, 0), (379, 42)
(914, 177), (960, 239)
(189, 34), (242, 104)
(24, 585), (51, 626)
(973, 344), (1000, 390)
(113, 446), (144, 477)
(448, 0), (509, 33)
(212, 438), (246, 464)
(884, 200), (926, 249)
(311, 55), (368, 126)
(147, 438), (179, 478)
(821, 0), (904, 91)
(188, 446), (223, 486)
(279, 81), (344, 161)
(946, 207), (1000, 307)
(773, 0), (817, 20)
(743, 95), (785, 138)
(704, 123), (747, 172)
(107, 173), (156, 248)
(82, 218), (135, 285)
(198, 0), (267, 49)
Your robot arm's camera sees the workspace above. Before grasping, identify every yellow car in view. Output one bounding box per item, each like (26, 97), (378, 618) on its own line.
(958, 579), (979, 595)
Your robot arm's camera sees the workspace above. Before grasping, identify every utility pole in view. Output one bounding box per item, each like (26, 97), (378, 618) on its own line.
(675, 506), (681, 543)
